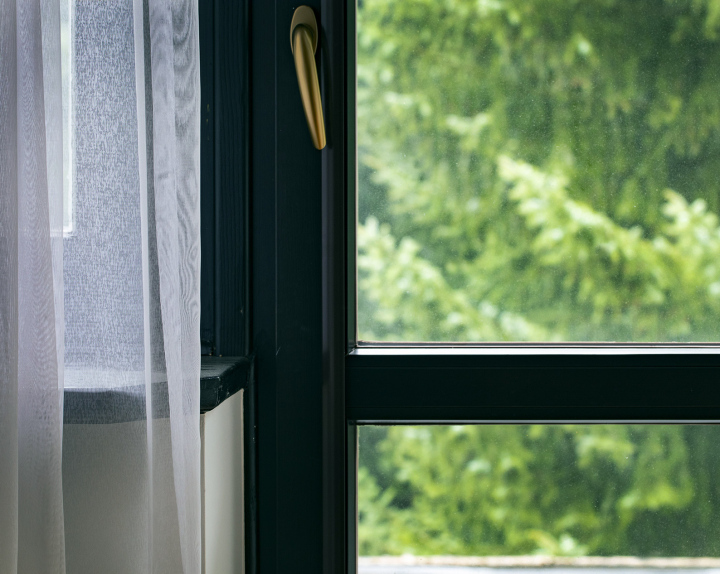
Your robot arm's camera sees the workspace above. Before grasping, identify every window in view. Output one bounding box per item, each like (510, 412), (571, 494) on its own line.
(241, 4), (720, 574)
(350, 4), (720, 565)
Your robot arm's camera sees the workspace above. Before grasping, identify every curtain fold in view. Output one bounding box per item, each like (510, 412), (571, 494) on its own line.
(147, 0), (202, 571)
(0, 0), (201, 570)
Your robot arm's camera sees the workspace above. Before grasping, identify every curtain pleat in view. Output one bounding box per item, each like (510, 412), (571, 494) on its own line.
(3, 0), (69, 569)
(0, 0), (20, 568)
(147, 0), (201, 571)
(0, 0), (201, 570)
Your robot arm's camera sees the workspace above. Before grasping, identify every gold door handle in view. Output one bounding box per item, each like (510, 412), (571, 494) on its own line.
(290, 6), (326, 150)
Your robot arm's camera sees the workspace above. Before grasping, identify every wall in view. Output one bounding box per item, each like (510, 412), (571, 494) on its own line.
(62, 390), (244, 574)
(202, 389), (245, 574)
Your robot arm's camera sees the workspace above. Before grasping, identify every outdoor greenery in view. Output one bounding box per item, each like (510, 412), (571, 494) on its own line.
(356, 0), (720, 558)
(359, 425), (720, 557)
(358, 0), (720, 342)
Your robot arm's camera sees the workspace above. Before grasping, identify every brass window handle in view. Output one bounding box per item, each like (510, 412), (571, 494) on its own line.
(290, 6), (326, 150)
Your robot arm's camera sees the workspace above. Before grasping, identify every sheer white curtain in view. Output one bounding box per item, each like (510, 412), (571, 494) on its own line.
(0, 0), (201, 571)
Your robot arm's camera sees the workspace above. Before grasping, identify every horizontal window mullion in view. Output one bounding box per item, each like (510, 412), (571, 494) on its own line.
(346, 352), (720, 423)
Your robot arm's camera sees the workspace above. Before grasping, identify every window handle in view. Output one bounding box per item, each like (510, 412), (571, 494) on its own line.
(290, 6), (326, 150)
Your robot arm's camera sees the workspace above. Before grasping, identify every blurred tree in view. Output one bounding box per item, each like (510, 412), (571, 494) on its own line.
(358, 0), (720, 342)
(358, 425), (720, 557)
(356, 0), (720, 556)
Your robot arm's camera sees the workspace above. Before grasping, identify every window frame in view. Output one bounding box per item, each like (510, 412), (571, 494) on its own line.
(199, 1), (256, 573)
(199, 0), (250, 359)
(239, 3), (720, 574)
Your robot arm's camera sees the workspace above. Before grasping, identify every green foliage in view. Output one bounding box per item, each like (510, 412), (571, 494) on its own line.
(357, 0), (720, 556)
(359, 425), (720, 557)
(360, 158), (720, 340)
(357, 0), (720, 342)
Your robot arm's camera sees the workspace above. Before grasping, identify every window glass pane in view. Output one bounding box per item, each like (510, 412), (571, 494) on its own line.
(359, 424), (720, 569)
(357, 0), (720, 342)
(63, 0), (151, 385)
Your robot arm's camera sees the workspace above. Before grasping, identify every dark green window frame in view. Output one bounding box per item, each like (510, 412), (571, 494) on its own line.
(232, 3), (720, 574)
